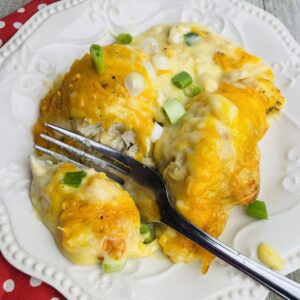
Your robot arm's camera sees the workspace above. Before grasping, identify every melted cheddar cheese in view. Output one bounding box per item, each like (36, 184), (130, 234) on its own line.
(32, 23), (285, 273)
(30, 158), (158, 265)
(33, 44), (157, 160)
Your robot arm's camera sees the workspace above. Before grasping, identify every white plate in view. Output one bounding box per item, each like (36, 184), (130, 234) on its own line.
(0, 0), (300, 299)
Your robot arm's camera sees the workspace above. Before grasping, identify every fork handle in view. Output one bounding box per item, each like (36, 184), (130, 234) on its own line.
(163, 209), (300, 300)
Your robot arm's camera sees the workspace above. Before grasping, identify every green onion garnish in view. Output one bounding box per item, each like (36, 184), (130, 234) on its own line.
(140, 223), (155, 244)
(102, 256), (127, 273)
(184, 32), (200, 46)
(163, 98), (186, 124)
(90, 44), (105, 75)
(246, 200), (268, 220)
(171, 71), (193, 89)
(62, 171), (86, 188)
(116, 33), (133, 45)
(183, 84), (202, 97)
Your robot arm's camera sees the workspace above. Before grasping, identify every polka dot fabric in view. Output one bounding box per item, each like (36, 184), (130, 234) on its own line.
(0, 3), (67, 298)
(0, 252), (64, 299)
(0, 0), (58, 47)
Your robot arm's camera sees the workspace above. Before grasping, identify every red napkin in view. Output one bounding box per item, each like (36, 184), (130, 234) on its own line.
(0, 252), (64, 300)
(0, 0), (58, 47)
(0, 2), (67, 299)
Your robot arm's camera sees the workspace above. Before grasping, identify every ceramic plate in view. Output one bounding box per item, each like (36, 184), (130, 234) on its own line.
(0, 0), (300, 299)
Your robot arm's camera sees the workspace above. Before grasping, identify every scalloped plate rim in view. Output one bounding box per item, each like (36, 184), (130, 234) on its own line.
(0, 1), (300, 300)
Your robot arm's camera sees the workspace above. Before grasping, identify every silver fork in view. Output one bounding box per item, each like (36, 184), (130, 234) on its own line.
(35, 123), (300, 300)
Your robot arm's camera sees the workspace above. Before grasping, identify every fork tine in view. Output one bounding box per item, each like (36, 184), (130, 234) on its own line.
(45, 123), (131, 166)
(34, 144), (124, 185)
(39, 133), (129, 175)
(34, 145), (87, 169)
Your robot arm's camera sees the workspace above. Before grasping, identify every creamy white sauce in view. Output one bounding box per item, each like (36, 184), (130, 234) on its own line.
(208, 94), (239, 124)
(134, 23), (225, 106)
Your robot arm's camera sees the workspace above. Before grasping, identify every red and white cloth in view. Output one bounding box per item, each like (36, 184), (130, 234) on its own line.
(0, 252), (64, 299)
(0, 0), (58, 47)
(0, 2), (66, 298)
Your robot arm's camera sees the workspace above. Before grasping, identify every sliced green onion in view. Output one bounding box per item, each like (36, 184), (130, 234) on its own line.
(184, 32), (200, 46)
(90, 44), (105, 74)
(62, 171), (86, 188)
(140, 223), (155, 244)
(171, 71), (193, 89)
(116, 33), (133, 45)
(102, 256), (127, 273)
(183, 84), (202, 97)
(246, 200), (268, 220)
(163, 98), (186, 124)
